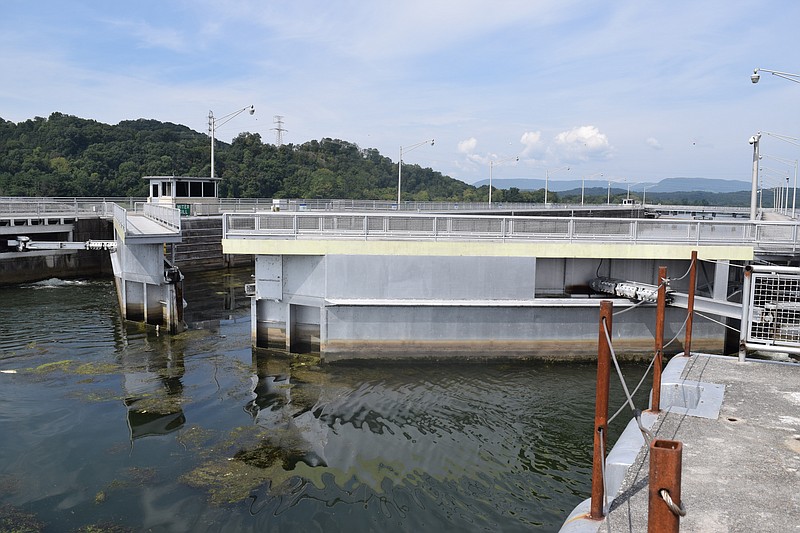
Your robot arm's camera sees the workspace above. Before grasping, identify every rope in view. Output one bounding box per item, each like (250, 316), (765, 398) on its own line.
(608, 351), (656, 424)
(612, 297), (650, 316)
(695, 311), (741, 333)
(659, 488), (687, 517)
(603, 318), (636, 413)
(664, 313), (690, 348)
(667, 256), (695, 282)
(598, 426), (610, 517)
(602, 318), (654, 445)
(702, 258), (745, 269)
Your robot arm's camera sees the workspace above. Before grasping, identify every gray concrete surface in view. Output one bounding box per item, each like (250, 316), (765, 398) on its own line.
(606, 354), (800, 532)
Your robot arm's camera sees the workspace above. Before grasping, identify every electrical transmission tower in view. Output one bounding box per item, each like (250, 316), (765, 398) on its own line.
(272, 115), (287, 145)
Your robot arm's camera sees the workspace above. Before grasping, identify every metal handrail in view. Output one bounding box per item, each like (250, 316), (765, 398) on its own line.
(222, 212), (800, 253)
(142, 203), (181, 231)
(112, 203), (127, 237)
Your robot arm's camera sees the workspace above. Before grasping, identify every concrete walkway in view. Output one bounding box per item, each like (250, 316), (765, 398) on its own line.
(606, 354), (800, 532)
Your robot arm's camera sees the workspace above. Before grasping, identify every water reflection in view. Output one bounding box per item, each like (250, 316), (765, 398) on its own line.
(244, 350), (328, 468)
(0, 270), (654, 532)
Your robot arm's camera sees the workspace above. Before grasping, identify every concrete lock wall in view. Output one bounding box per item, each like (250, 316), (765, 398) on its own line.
(324, 255), (536, 300)
(252, 253), (729, 360)
(321, 305), (724, 361)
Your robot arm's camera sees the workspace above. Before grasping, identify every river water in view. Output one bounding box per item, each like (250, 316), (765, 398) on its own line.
(0, 268), (650, 532)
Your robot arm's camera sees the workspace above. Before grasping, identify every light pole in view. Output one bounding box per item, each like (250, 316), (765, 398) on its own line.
(581, 172), (603, 206)
(760, 167), (791, 213)
(751, 68), (800, 84)
(760, 132), (800, 218)
(208, 105), (255, 179)
(761, 153), (798, 217)
(642, 184), (656, 206)
(749, 134), (761, 220)
(607, 178), (624, 205)
(544, 166), (570, 206)
(488, 155), (519, 205)
(398, 139), (434, 205)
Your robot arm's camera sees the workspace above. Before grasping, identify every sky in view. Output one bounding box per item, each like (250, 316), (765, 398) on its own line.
(3, 1), (800, 190)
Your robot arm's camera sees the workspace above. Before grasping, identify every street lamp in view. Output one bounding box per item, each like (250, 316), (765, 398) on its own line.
(581, 172), (603, 206)
(488, 155), (519, 205)
(751, 68), (800, 84)
(760, 167), (790, 213)
(607, 178), (624, 205)
(398, 139), (434, 205)
(544, 166), (570, 206)
(749, 134), (761, 220)
(761, 153), (798, 217)
(760, 132), (800, 218)
(641, 184), (656, 206)
(208, 105), (255, 178)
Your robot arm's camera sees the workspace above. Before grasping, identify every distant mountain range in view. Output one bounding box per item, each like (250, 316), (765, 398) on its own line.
(472, 177), (752, 193)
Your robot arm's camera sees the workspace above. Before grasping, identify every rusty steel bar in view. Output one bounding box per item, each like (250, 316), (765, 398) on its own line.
(590, 300), (613, 520)
(683, 251), (697, 357)
(651, 266), (667, 413)
(648, 439), (684, 533)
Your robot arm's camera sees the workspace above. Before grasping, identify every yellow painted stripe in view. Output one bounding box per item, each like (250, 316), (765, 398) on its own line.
(222, 238), (753, 261)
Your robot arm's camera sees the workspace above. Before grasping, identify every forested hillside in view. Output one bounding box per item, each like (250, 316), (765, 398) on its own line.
(0, 113), (756, 206)
(0, 113), (475, 201)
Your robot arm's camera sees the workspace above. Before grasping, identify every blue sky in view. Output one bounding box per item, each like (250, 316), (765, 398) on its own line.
(3, 1), (800, 190)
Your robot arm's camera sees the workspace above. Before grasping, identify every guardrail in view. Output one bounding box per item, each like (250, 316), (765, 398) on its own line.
(112, 203), (127, 237)
(222, 212), (800, 253)
(0, 197), (141, 217)
(142, 203), (181, 232)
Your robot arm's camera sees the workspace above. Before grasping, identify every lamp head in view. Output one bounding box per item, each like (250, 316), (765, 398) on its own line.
(751, 69), (760, 84)
(248, 105), (255, 115)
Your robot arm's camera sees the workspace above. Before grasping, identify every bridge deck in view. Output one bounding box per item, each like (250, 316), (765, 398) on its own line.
(121, 214), (181, 244)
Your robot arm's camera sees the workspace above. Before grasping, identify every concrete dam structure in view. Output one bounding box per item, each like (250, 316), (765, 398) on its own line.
(222, 211), (765, 361)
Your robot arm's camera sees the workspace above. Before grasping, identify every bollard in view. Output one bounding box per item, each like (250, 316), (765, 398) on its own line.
(590, 300), (613, 520)
(648, 439), (684, 533)
(683, 251), (697, 357)
(651, 266), (667, 413)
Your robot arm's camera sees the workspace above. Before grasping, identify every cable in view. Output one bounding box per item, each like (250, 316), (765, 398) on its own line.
(667, 256), (695, 282)
(695, 311), (741, 333)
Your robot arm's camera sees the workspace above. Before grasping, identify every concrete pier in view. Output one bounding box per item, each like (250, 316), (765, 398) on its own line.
(560, 353), (800, 532)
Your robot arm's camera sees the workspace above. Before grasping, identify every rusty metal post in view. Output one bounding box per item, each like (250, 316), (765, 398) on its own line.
(651, 266), (667, 413)
(648, 439), (683, 533)
(590, 300), (613, 520)
(683, 251), (697, 357)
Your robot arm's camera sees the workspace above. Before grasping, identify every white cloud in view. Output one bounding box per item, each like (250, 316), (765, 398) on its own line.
(520, 131), (543, 157)
(646, 137), (662, 150)
(552, 125), (613, 162)
(458, 137), (478, 154)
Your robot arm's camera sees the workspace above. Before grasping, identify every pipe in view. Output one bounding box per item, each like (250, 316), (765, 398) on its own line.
(590, 300), (613, 520)
(651, 266), (667, 413)
(683, 251), (697, 357)
(648, 439), (684, 533)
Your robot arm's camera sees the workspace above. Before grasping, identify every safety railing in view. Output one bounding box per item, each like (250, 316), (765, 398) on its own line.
(739, 264), (800, 358)
(142, 203), (181, 232)
(112, 203), (127, 237)
(0, 197), (141, 217)
(587, 259), (693, 530)
(222, 212), (800, 253)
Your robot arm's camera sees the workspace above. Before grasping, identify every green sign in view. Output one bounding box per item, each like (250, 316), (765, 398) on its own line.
(177, 204), (191, 216)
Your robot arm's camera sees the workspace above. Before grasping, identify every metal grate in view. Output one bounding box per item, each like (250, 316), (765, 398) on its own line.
(746, 270), (800, 348)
